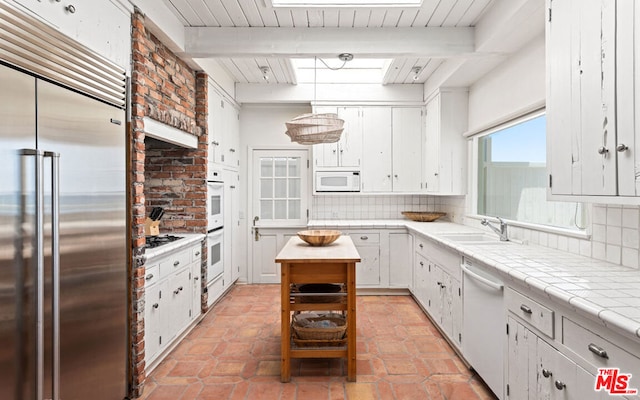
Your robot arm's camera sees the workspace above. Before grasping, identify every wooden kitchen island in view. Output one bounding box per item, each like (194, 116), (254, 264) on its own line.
(275, 235), (361, 382)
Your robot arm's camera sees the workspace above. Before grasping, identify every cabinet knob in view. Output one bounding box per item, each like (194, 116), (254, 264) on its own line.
(616, 144), (629, 152)
(387, 175), (391, 178)
(229, 148), (236, 153)
(195, 251), (200, 256)
(174, 286), (183, 294)
(394, 174), (398, 178)
(174, 261), (180, 267)
(145, 274), (154, 281)
(66, 4), (76, 13)
(554, 381), (566, 390)
(360, 236), (368, 240)
(542, 369), (552, 378)
(520, 304), (532, 314)
(588, 343), (609, 359)
(597, 146), (609, 155)
(194, 277), (199, 281)
(419, 261), (424, 266)
(419, 243), (424, 249)
(152, 303), (159, 309)
(212, 141), (220, 146)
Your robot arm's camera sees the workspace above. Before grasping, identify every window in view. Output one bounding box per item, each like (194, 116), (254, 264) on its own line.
(252, 149), (309, 227)
(477, 112), (585, 230)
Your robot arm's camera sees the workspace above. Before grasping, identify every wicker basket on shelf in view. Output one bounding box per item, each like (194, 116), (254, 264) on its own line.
(285, 113), (344, 145)
(292, 313), (347, 341)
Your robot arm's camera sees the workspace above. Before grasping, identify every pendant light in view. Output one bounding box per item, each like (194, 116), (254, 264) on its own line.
(284, 54), (353, 145)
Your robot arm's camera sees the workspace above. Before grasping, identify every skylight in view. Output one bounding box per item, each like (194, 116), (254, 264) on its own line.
(292, 58), (391, 84)
(270, 0), (421, 7)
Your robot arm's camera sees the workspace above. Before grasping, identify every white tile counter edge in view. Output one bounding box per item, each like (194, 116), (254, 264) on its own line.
(145, 233), (206, 261)
(308, 219), (640, 342)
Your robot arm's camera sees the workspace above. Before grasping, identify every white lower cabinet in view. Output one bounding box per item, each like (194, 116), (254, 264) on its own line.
(389, 232), (412, 288)
(505, 286), (640, 400)
(144, 282), (163, 364)
(411, 234), (462, 349)
(349, 232), (381, 287)
(144, 240), (203, 367)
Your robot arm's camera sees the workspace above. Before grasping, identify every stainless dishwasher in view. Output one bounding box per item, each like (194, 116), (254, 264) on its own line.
(461, 257), (505, 399)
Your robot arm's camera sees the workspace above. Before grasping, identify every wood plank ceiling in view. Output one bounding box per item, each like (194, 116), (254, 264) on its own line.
(163, 0), (495, 84)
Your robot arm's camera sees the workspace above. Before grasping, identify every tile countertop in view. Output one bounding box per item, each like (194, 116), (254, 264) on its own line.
(145, 233), (206, 261)
(308, 219), (640, 342)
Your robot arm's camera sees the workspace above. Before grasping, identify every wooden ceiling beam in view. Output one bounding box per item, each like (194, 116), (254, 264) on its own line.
(183, 26), (475, 58)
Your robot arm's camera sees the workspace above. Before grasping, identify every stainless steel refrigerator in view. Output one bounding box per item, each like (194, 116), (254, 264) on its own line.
(0, 62), (127, 399)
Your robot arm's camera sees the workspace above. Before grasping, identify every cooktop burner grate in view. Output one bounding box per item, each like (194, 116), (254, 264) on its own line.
(145, 235), (184, 248)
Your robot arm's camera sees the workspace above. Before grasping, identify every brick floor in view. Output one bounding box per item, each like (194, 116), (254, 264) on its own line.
(140, 284), (497, 400)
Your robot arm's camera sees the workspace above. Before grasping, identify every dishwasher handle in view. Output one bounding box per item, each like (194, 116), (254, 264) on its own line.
(461, 264), (504, 291)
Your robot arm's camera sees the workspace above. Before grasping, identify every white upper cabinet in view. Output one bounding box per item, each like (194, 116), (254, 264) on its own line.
(362, 107), (393, 192)
(392, 107), (423, 192)
(12, 0), (131, 71)
(208, 86), (239, 169)
(547, 0), (640, 199)
(313, 106), (362, 168)
(362, 107), (423, 192)
(312, 105), (424, 193)
(423, 89), (468, 195)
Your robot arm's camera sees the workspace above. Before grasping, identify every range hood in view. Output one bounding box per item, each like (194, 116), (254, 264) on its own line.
(143, 117), (198, 149)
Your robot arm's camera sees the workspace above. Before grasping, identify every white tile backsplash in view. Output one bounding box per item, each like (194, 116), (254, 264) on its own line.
(311, 194), (465, 224)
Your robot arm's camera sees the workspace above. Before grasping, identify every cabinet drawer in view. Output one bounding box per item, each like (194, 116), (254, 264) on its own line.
(349, 232), (380, 245)
(563, 318), (640, 378)
(191, 245), (202, 262)
(159, 249), (190, 272)
(416, 235), (460, 278)
(144, 264), (160, 287)
(505, 287), (555, 338)
(415, 236), (429, 257)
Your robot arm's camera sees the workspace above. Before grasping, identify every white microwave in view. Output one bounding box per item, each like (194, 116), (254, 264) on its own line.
(315, 170), (361, 192)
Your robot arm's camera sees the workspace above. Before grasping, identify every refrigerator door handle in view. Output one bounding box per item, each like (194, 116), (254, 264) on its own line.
(21, 149), (45, 400)
(45, 151), (61, 400)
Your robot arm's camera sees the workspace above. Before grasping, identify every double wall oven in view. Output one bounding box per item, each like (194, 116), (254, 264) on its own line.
(207, 168), (224, 284)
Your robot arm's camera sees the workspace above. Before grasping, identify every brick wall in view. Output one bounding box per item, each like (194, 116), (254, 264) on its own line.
(129, 10), (208, 398)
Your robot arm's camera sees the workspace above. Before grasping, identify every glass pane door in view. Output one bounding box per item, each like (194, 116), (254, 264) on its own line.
(253, 150), (308, 227)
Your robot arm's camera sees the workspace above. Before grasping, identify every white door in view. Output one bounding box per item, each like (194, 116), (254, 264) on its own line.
(251, 149), (309, 283)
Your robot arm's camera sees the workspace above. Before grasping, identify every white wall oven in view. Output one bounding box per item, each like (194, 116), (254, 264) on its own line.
(206, 228), (223, 283)
(207, 168), (224, 284)
(207, 168), (224, 231)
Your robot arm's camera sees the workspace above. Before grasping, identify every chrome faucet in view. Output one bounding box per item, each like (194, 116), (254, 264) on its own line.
(481, 217), (509, 241)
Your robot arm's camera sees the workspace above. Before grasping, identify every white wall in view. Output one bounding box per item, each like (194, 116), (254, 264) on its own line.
(467, 34), (546, 133)
(237, 104), (311, 281)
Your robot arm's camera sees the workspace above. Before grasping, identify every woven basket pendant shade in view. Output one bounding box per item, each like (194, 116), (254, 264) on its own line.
(285, 113), (344, 145)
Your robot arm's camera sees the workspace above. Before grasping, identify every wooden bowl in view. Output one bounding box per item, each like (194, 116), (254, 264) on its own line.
(401, 211), (447, 222)
(297, 230), (342, 246)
